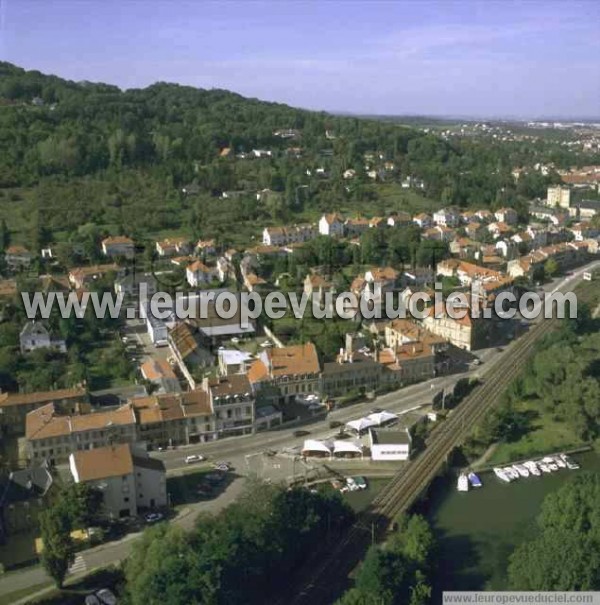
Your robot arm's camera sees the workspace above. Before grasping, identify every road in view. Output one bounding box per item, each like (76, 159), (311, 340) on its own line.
(278, 262), (600, 605)
(0, 260), (596, 600)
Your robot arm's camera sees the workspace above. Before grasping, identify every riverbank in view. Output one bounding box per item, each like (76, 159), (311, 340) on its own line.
(422, 450), (600, 598)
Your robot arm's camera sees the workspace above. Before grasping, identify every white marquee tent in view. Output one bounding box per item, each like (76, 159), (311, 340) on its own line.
(366, 411), (398, 426)
(345, 417), (379, 435)
(332, 440), (364, 458)
(301, 439), (334, 456)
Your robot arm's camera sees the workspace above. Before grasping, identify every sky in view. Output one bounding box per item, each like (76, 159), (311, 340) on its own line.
(1, 0), (599, 118)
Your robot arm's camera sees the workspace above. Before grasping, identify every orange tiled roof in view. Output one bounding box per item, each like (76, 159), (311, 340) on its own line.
(72, 443), (134, 481)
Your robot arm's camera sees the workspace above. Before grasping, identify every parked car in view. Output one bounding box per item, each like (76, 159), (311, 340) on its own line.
(293, 430), (310, 438)
(185, 454), (205, 464)
(96, 589), (118, 605)
(144, 512), (163, 523)
(213, 462), (231, 472)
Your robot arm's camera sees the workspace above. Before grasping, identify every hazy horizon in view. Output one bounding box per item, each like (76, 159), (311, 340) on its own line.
(1, 0), (599, 119)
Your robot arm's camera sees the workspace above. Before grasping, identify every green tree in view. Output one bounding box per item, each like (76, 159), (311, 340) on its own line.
(39, 507), (75, 588)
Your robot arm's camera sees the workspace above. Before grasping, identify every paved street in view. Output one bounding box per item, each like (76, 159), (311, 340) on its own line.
(0, 261), (595, 601)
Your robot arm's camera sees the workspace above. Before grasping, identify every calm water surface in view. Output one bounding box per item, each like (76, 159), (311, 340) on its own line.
(423, 451), (600, 595)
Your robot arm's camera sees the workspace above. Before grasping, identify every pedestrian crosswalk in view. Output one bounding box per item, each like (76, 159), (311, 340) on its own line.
(68, 554), (87, 575)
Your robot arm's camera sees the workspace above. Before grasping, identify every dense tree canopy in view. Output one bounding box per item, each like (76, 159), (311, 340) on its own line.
(508, 473), (600, 591)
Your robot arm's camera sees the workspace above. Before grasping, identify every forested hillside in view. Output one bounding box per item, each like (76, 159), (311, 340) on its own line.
(0, 62), (561, 249)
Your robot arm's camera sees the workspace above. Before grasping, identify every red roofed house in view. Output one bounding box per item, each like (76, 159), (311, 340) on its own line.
(186, 260), (218, 287)
(101, 236), (134, 259)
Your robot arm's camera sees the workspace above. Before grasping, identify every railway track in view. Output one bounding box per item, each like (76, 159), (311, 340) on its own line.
(283, 281), (598, 605)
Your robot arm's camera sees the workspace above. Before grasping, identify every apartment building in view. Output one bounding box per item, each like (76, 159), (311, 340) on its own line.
(248, 343), (321, 404)
(25, 403), (137, 462)
(0, 386), (88, 436)
(69, 443), (166, 519)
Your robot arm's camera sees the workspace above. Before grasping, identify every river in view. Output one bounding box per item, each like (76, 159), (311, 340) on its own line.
(418, 451), (600, 596)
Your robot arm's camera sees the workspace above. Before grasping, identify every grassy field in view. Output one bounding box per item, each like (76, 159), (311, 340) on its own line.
(487, 403), (587, 466)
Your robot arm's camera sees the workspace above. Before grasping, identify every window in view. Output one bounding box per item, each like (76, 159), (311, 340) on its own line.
(124, 497), (129, 502)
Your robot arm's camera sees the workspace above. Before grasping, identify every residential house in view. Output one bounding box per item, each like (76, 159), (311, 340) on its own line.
(140, 359), (181, 394)
(369, 217), (387, 230)
(101, 236), (134, 259)
(247, 343), (321, 404)
(205, 374), (255, 436)
(494, 207), (519, 225)
(450, 237), (478, 258)
(474, 209), (494, 223)
(132, 390), (215, 446)
(364, 267), (399, 293)
(379, 342), (436, 385)
(413, 213), (432, 229)
(487, 221), (513, 239)
(569, 223), (599, 241)
(318, 213), (344, 237)
(422, 302), (484, 351)
(168, 321), (212, 388)
(0, 386), (88, 436)
(568, 199), (600, 220)
(155, 238), (190, 257)
(344, 217), (370, 237)
(196, 239), (217, 256)
(218, 349), (253, 376)
(465, 222), (484, 240)
(387, 212), (412, 228)
(69, 444), (166, 519)
(422, 226), (456, 242)
(68, 263), (122, 289)
(114, 272), (158, 299)
(546, 185), (571, 208)
(0, 461), (53, 537)
(19, 322), (66, 354)
(4, 245), (33, 271)
(304, 273), (335, 302)
(262, 227), (287, 247)
(186, 260), (218, 287)
(25, 402), (137, 462)
(321, 350), (382, 397)
(433, 207), (460, 227)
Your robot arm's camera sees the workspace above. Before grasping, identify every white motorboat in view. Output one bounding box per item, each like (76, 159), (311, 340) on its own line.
(553, 456), (567, 469)
(538, 462), (552, 473)
(494, 467), (512, 482)
(503, 466), (519, 480)
(560, 453), (580, 470)
(513, 464), (530, 478)
(457, 473), (469, 492)
(523, 461), (541, 476)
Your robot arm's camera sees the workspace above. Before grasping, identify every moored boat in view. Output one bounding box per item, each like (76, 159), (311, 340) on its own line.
(553, 456), (566, 469)
(513, 464), (530, 478)
(503, 466), (519, 480)
(523, 461), (541, 476)
(560, 453), (580, 470)
(493, 467), (511, 482)
(538, 462), (551, 473)
(457, 473), (469, 492)
(468, 472), (482, 488)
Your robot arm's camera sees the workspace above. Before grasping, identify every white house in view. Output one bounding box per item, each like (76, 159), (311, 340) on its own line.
(186, 260), (218, 287)
(69, 444), (167, 519)
(413, 213), (432, 229)
(19, 322), (66, 354)
(319, 213), (344, 237)
(369, 428), (412, 461)
(433, 208), (460, 227)
(494, 207), (518, 225)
